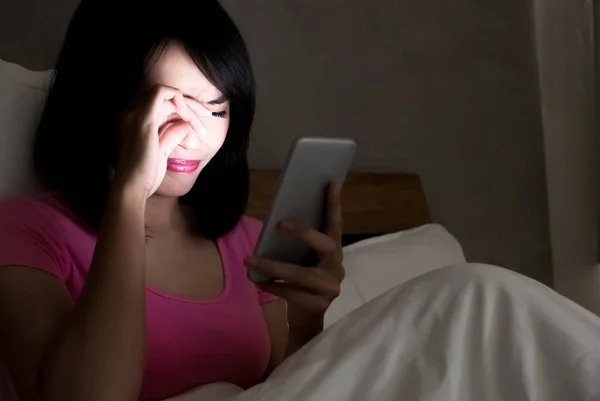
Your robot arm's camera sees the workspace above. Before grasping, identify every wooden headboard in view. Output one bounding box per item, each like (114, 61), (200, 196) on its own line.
(246, 170), (431, 236)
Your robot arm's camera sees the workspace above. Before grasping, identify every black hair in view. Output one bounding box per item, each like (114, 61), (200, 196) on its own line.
(33, 0), (256, 239)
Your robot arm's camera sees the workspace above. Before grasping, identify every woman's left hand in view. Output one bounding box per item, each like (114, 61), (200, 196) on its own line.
(244, 183), (345, 330)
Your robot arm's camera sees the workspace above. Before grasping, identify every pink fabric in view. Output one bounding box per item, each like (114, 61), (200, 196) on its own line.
(0, 195), (277, 401)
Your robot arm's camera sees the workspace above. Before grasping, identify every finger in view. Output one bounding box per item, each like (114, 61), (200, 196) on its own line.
(244, 256), (337, 296)
(158, 121), (190, 157)
(279, 221), (338, 257)
(147, 85), (182, 118)
(325, 182), (344, 244)
(132, 84), (182, 130)
(172, 95), (210, 135)
(183, 97), (214, 118)
(155, 101), (177, 117)
(257, 282), (331, 313)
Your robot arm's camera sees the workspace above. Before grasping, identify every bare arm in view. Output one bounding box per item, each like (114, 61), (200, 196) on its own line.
(261, 300), (288, 377)
(261, 299), (323, 377)
(0, 188), (147, 401)
(0, 85), (203, 401)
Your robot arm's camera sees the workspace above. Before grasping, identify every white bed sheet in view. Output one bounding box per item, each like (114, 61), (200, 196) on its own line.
(172, 263), (600, 401)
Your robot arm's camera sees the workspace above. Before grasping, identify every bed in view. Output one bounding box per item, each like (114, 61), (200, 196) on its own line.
(168, 171), (600, 401)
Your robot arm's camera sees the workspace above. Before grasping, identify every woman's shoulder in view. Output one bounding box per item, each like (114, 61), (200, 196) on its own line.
(221, 215), (263, 250)
(0, 195), (71, 277)
(0, 194), (94, 279)
(0, 193), (77, 229)
(0, 193), (58, 221)
(236, 215), (263, 236)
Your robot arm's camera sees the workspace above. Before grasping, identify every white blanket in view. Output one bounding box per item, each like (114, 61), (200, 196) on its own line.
(171, 263), (600, 401)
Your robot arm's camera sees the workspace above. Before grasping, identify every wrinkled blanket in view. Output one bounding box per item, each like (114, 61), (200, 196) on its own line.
(170, 263), (600, 401)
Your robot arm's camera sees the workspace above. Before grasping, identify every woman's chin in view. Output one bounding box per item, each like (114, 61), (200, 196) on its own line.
(155, 173), (199, 198)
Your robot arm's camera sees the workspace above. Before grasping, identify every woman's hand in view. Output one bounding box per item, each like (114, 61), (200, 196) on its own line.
(244, 183), (345, 330)
(114, 84), (208, 199)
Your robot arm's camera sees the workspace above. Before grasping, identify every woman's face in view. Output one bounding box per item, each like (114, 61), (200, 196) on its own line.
(145, 41), (230, 197)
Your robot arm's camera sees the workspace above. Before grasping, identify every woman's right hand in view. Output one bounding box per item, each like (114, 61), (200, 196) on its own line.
(113, 84), (206, 199)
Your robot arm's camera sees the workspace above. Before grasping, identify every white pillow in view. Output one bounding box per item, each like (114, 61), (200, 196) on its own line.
(0, 59), (53, 198)
(324, 224), (466, 327)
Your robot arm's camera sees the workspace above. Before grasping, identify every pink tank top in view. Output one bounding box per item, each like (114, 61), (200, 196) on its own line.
(0, 194), (277, 401)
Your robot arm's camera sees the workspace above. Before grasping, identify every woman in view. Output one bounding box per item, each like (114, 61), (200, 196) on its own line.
(3, 1), (600, 401)
(0, 1), (343, 400)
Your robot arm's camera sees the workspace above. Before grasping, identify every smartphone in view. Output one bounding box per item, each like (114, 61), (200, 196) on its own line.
(248, 137), (357, 283)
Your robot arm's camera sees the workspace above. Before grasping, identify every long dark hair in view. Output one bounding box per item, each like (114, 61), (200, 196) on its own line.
(34, 0), (256, 239)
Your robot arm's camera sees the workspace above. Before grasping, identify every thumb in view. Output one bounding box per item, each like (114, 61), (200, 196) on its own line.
(158, 121), (190, 157)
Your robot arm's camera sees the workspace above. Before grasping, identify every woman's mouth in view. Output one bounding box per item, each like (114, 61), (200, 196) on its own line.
(166, 158), (201, 173)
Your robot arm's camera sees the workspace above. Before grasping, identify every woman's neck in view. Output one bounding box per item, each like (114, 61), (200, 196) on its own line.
(144, 195), (188, 238)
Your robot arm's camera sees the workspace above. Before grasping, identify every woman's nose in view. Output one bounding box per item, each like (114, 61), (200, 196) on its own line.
(179, 121), (206, 150)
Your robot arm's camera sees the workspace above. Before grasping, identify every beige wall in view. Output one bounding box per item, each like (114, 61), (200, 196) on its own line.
(1, 0), (553, 282)
(534, 0), (600, 313)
